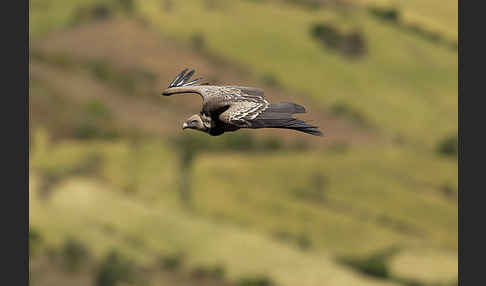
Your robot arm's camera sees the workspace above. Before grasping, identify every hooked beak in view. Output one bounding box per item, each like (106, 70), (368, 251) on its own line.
(182, 122), (189, 130)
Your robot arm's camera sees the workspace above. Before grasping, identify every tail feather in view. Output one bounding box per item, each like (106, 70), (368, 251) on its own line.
(267, 102), (306, 114)
(251, 102), (323, 136)
(277, 118), (323, 136)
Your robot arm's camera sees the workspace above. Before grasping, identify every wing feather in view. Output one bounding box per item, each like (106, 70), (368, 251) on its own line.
(218, 100), (269, 127)
(226, 86), (265, 99)
(202, 85), (268, 120)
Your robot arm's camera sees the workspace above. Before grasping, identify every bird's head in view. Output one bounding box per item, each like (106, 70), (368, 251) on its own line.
(182, 114), (210, 133)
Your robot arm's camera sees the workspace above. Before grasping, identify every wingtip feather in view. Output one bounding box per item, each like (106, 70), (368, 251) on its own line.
(169, 68), (188, 88)
(177, 69), (195, 87)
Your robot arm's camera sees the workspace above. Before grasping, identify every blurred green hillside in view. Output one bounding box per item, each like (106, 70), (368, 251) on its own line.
(29, 1), (457, 286)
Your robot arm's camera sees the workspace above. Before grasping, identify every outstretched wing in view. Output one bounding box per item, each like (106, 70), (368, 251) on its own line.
(225, 86), (265, 99)
(163, 70), (264, 106)
(163, 69), (269, 121)
(198, 85), (267, 119)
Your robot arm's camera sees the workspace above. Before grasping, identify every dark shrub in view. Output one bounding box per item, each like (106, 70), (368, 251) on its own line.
(330, 102), (369, 127)
(273, 230), (312, 250)
(85, 61), (138, 92)
(29, 227), (42, 256)
(292, 187), (323, 202)
(83, 99), (112, 120)
(207, 265), (225, 280)
(88, 61), (112, 82)
(72, 152), (104, 176)
(311, 23), (340, 48)
(191, 266), (209, 279)
(427, 31), (441, 43)
(286, 0), (321, 10)
(437, 135), (458, 157)
(72, 4), (112, 26)
(340, 256), (388, 278)
(38, 170), (63, 199)
(92, 5), (111, 19)
(260, 137), (283, 151)
(292, 173), (327, 202)
(172, 134), (212, 153)
(62, 237), (89, 272)
(118, 0), (134, 13)
(73, 122), (102, 139)
(338, 246), (400, 279)
(368, 5), (400, 22)
(159, 253), (184, 270)
(96, 250), (135, 286)
(311, 22), (367, 58)
(222, 133), (255, 151)
(163, 0), (173, 11)
(47, 54), (74, 69)
(262, 73), (280, 87)
(405, 23), (442, 44)
(170, 134), (211, 207)
(291, 139), (310, 151)
(191, 33), (206, 52)
(212, 265), (226, 280)
(73, 100), (120, 140)
(237, 275), (274, 286)
(312, 172), (326, 191)
(330, 102), (351, 115)
(448, 41), (458, 51)
(440, 183), (457, 200)
(328, 142), (349, 153)
(341, 31), (367, 58)
(191, 264), (225, 280)
(272, 230), (293, 242)
(296, 232), (312, 250)
(73, 121), (120, 140)
(204, 0), (229, 10)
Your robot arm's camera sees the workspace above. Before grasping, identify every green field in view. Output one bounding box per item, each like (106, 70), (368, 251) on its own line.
(31, 134), (408, 286)
(29, 1), (458, 285)
(360, 0), (458, 40)
(30, 128), (457, 285)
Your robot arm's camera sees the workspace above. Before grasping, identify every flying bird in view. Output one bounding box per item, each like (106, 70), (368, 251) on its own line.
(161, 69), (323, 136)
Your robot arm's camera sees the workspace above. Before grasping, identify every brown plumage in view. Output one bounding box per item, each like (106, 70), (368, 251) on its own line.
(161, 69), (323, 136)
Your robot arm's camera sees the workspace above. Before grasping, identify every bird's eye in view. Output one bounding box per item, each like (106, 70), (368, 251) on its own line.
(191, 120), (198, 124)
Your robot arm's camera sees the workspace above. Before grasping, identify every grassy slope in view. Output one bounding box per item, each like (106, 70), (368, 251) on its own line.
(29, 183), (398, 286)
(29, 19), (457, 256)
(360, 0), (457, 40)
(29, 1), (457, 284)
(192, 148), (457, 255)
(29, 139), (401, 286)
(29, 128), (457, 284)
(395, 0), (457, 32)
(389, 248), (458, 285)
(138, 0), (457, 149)
(30, 0), (94, 37)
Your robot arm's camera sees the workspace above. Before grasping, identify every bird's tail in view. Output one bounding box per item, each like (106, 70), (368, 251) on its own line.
(250, 102), (323, 136)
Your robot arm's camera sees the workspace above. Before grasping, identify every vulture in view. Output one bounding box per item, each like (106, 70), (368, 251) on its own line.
(161, 69), (323, 136)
